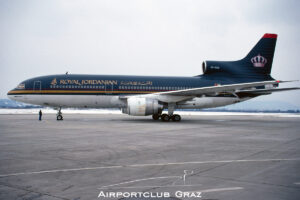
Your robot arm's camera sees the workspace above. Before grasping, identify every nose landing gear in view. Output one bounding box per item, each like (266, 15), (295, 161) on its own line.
(56, 108), (63, 120)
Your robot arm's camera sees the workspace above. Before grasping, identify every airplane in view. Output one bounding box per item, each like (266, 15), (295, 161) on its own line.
(7, 33), (300, 122)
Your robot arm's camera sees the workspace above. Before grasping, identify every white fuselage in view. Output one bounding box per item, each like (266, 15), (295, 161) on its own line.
(9, 94), (247, 110)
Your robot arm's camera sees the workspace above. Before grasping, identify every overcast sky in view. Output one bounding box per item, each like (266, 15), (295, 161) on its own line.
(1, 0), (300, 106)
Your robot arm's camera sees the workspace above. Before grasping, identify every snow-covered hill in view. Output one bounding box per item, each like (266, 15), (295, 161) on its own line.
(0, 99), (42, 108)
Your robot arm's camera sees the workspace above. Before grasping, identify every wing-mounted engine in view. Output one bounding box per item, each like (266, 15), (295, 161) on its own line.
(122, 97), (163, 116)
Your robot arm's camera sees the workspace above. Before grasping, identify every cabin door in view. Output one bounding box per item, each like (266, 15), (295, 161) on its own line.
(33, 81), (41, 91)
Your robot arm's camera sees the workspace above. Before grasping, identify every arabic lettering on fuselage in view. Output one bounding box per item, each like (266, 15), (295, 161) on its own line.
(120, 81), (152, 86)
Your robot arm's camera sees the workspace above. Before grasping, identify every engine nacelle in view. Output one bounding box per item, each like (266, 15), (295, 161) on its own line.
(202, 61), (229, 74)
(122, 97), (163, 116)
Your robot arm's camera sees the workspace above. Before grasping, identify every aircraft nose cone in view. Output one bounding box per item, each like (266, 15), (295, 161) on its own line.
(7, 89), (16, 100)
(7, 89), (27, 103)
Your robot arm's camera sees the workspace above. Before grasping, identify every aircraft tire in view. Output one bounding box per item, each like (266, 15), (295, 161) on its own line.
(57, 115), (63, 120)
(152, 114), (160, 120)
(161, 114), (170, 122)
(172, 114), (181, 122)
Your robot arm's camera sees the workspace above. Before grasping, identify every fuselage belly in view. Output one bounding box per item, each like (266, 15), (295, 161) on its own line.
(9, 94), (245, 109)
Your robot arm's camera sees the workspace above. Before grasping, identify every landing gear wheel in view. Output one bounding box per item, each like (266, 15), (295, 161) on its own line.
(57, 115), (63, 121)
(56, 107), (63, 121)
(172, 114), (181, 122)
(152, 114), (160, 120)
(161, 114), (170, 122)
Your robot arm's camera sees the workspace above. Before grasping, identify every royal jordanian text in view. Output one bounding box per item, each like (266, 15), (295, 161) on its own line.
(51, 78), (153, 86)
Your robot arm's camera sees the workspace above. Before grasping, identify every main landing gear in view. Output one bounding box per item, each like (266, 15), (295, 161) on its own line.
(152, 103), (181, 122)
(152, 114), (181, 122)
(56, 108), (63, 120)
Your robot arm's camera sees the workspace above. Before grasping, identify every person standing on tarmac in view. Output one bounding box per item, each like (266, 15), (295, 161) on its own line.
(39, 110), (42, 121)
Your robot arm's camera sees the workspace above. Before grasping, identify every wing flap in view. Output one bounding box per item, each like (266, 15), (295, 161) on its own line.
(237, 87), (300, 95)
(155, 80), (280, 96)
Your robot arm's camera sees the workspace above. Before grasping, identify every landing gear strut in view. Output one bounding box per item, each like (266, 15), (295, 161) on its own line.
(56, 108), (63, 120)
(164, 103), (181, 122)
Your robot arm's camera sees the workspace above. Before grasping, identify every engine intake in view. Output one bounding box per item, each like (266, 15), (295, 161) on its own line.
(122, 97), (163, 116)
(202, 61), (228, 74)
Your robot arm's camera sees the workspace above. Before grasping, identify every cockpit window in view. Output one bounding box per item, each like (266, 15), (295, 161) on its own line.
(16, 83), (25, 89)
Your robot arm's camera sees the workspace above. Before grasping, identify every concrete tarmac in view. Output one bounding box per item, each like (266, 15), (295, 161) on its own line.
(0, 114), (300, 200)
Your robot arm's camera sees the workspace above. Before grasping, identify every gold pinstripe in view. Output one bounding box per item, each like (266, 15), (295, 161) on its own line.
(7, 90), (158, 95)
(7, 90), (233, 96)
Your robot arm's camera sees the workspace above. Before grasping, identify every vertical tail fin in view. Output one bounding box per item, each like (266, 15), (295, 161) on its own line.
(202, 33), (278, 80)
(241, 33), (277, 75)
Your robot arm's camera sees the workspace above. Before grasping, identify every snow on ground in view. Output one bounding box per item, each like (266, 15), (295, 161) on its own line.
(0, 109), (121, 115)
(0, 109), (299, 118)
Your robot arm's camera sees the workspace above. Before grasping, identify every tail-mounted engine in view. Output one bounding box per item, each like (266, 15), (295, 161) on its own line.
(202, 61), (232, 75)
(122, 97), (163, 116)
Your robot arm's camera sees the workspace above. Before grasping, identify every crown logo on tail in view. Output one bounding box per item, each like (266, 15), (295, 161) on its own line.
(251, 54), (267, 67)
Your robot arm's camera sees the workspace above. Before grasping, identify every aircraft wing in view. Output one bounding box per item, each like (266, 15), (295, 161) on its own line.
(139, 80), (299, 103)
(154, 80), (280, 96)
(236, 87), (300, 96)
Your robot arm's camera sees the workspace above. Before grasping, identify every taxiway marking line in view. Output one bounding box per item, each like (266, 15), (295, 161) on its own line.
(192, 187), (244, 193)
(99, 176), (181, 189)
(0, 158), (299, 178)
(98, 184), (204, 189)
